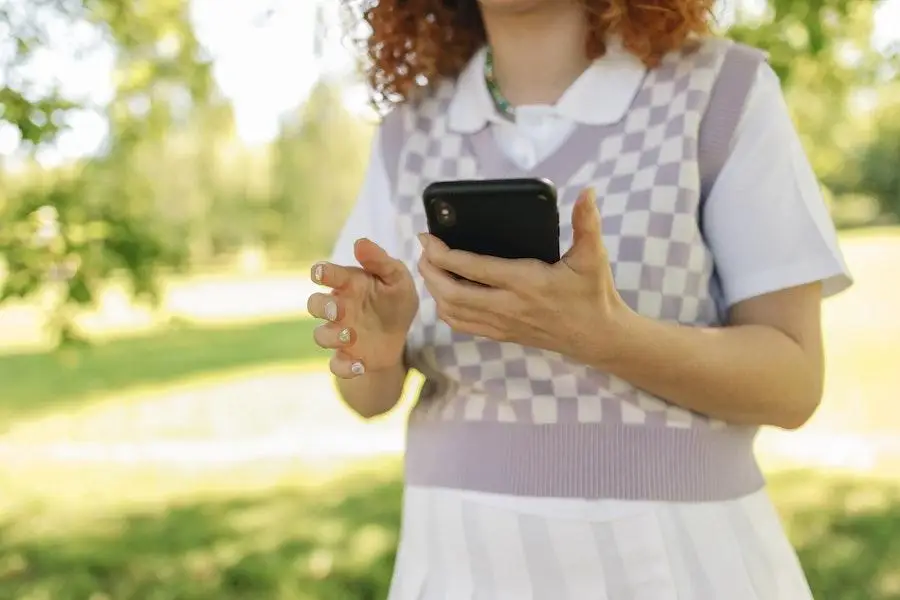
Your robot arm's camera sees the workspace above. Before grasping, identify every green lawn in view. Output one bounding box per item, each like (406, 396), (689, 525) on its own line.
(0, 461), (402, 600)
(0, 317), (326, 432)
(0, 460), (897, 600)
(0, 229), (899, 599)
(2, 228), (899, 434)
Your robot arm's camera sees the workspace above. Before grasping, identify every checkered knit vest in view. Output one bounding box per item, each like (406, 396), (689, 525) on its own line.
(383, 39), (768, 502)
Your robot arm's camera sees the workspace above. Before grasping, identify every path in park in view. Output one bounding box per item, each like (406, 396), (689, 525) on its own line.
(0, 370), (406, 467)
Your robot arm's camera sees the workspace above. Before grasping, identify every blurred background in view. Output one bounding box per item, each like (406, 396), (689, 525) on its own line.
(0, 0), (899, 598)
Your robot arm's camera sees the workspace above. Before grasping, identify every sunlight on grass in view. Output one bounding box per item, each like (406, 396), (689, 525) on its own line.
(835, 226), (900, 240)
(0, 229), (899, 599)
(1, 229), (898, 435)
(0, 269), (319, 354)
(0, 362), (328, 443)
(0, 317), (328, 431)
(0, 460), (898, 599)
(767, 471), (900, 600)
(812, 231), (900, 435)
(0, 461), (402, 599)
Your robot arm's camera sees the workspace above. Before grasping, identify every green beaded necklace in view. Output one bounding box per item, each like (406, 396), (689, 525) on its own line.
(484, 47), (515, 120)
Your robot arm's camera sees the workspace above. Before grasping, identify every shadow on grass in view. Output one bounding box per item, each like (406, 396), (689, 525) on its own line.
(0, 317), (326, 430)
(0, 466), (897, 599)
(0, 466), (403, 600)
(768, 471), (900, 600)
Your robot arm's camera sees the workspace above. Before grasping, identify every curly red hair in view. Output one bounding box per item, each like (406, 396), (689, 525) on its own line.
(346, 0), (715, 110)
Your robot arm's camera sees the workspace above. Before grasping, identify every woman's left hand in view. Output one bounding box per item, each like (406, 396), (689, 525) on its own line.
(417, 188), (631, 359)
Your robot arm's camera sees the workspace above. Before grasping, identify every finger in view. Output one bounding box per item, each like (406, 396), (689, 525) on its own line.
(418, 233), (527, 289)
(563, 188), (605, 269)
(418, 254), (498, 310)
(306, 292), (341, 322)
(311, 261), (355, 290)
(330, 351), (366, 379)
(573, 188), (602, 238)
(354, 238), (406, 285)
(313, 322), (356, 350)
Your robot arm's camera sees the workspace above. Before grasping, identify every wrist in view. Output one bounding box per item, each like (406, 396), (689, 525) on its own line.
(567, 298), (644, 372)
(369, 334), (408, 373)
(366, 359), (407, 378)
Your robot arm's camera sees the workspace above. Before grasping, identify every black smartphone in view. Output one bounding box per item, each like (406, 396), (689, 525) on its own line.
(422, 178), (561, 266)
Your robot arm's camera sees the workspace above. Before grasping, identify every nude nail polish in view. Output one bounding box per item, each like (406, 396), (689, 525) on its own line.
(313, 262), (325, 283)
(325, 300), (338, 322)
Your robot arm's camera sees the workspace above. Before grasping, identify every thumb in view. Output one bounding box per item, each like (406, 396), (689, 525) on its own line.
(562, 188), (604, 268)
(354, 238), (405, 284)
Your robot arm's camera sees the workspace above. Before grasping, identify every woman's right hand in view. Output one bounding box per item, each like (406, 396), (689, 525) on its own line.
(307, 238), (418, 378)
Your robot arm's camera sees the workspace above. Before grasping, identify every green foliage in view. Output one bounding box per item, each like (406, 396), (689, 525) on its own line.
(0, 173), (182, 344)
(0, 0), (79, 148)
(727, 0), (884, 181)
(271, 80), (373, 260)
(1, 0), (217, 344)
(838, 88), (900, 220)
(0, 88), (77, 146)
(726, 0), (881, 77)
(0, 0), (896, 346)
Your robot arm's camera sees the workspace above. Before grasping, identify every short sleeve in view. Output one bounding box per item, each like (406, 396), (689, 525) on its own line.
(702, 63), (853, 308)
(329, 127), (401, 265)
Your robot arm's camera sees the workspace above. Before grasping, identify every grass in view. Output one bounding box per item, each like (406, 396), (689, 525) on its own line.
(0, 317), (326, 432)
(1, 228), (899, 433)
(0, 460), (898, 600)
(773, 471), (900, 600)
(0, 461), (403, 600)
(0, 228), (899, 598)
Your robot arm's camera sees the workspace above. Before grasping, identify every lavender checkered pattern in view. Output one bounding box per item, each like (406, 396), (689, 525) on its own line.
(385, 40), (766, 501)
(393, 42), (728, 428)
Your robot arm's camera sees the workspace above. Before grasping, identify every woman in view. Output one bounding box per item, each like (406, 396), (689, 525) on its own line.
(307, 0), (852, 597)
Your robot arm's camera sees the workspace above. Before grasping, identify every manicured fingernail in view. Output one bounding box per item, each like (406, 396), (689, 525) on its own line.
(338, 328), (352, 344)
(313, 262), (325, 283)
(417, 233), (428, 250)
(350, 361), (365, 376)
(324, 300), (338, 322)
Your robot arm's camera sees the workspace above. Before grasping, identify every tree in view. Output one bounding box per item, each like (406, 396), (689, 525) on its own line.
(1, 0), (213, 344)
(834, 85), (900, 219)
(726, 0), (885, 180)
(1, 0), (894, 346)
(270, 79), (373, 261)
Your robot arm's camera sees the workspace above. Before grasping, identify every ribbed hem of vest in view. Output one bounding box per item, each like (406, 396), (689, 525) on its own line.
(404, 421), (764, 502)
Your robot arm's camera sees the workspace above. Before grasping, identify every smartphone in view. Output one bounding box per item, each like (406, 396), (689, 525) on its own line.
(422, 178), (561, 267)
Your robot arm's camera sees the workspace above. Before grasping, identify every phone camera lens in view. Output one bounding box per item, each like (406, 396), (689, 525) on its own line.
(435, 200), (456, 227)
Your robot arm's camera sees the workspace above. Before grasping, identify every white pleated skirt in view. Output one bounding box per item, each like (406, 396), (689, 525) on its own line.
(387, 485), (814, 600)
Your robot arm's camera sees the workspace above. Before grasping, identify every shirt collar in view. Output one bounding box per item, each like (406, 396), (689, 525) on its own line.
(447, 39), (647, 134)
